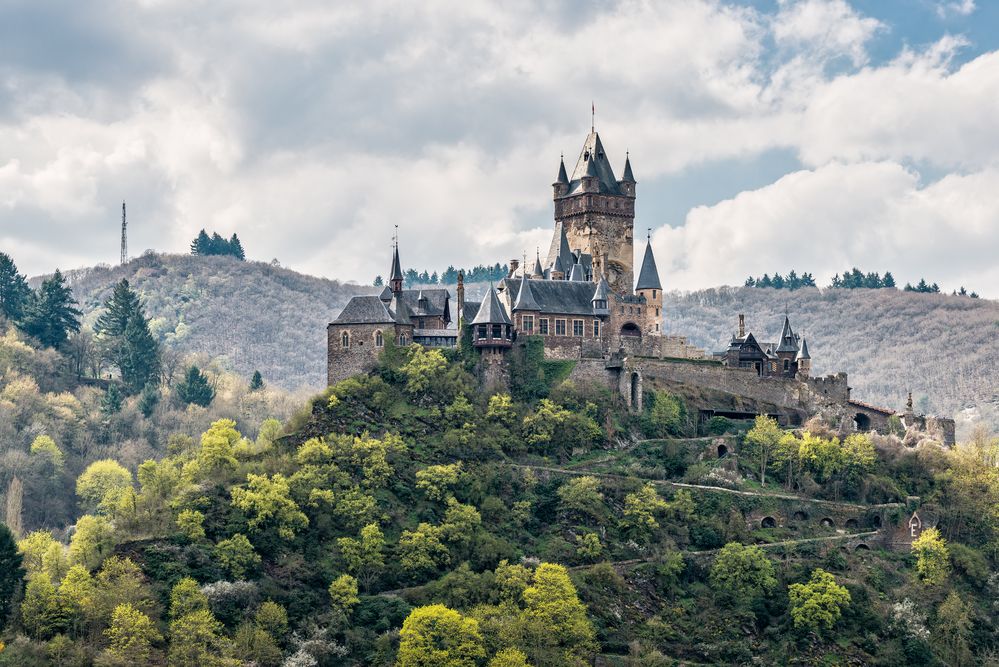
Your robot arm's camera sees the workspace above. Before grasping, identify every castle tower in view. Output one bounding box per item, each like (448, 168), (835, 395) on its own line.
(635, 235), (663, 335)
(776, 316), (799, 376)
(553, 130), (636, 293)
(796, 339), (811, 377)
(389, 238), (404, 295)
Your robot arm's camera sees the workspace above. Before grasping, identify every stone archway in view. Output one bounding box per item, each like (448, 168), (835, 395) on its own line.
(761, 516), (777, 529)
(792, 511), (809, 522)
(845, 519), (859, 530)
(820, 517), (835, 528)
(854, 413), (872, 431)
(717, 444), (728, 459)
(621, 322), (641, 338)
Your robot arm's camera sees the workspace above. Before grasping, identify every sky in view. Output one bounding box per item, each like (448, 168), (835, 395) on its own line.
(1, 0), (998, 296)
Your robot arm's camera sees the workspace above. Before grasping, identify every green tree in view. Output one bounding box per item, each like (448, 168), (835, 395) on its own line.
(933, 591), (972, 667)
(397, 604), (486, 667)
(254, 601), (288, 641)
(489, 647), (533, 667)
(416, 463), (463, 501)
(190, 230), (212, 255)
(30, 435), (65, 471)
(230, 474), (308, 540)
(523, 399), (602, 460)
(400, 345), (449, 396)
(399, 523), (450, 577)
(68, 514), (116, 569)
(58, 564), (95, 635)
(521, 563), (597, 666)
(743, 416), (783, 486)
(94, 279), (160, 394)
(176, 510), (206, 541)
(0, 522), (24, 630)
(169, 577), (209, 620)
(337, 522), (385, 587)
(486, 393), (517, 427)
(214, 534), (261, 579)
(646, 390), (685, 436)
(76, 459), (133, 513)
(229, 234), (246, 260)
(912, 527), (950, 585)
(0, 252), (31, 321)
(195, 419), (242, 479)
(167, 608), (231, 667)
(176, 365), (215, 407)
(709, 542), (777, 606)
(788, 568), (851, 634)
(19, 270), (82, 349)
(556, 476), (605, 524)
(17, 530), (59, 575)
(103, 603), (162, 664)
(101, 383), (124, 415)
(21, 573), (68, 639)
(249, 370), (264, 391)
(328, 574), (359, 616)
(620, 483), (669, 539)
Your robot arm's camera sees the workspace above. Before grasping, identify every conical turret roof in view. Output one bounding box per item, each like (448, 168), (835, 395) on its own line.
(622, 153), (635, 182)
(513, 273), (541, 311)
(472, 285), (512, 325)
(532, 252), (544, 278)
(390, 243), (403, 283)
(568, 131), (621, 194)
(796, 338), (810, 360)
(592, 275), (609, 302)
(555, 156), (569, 185)
(636, 239), (662, 290)
(776, 316), (798, 353)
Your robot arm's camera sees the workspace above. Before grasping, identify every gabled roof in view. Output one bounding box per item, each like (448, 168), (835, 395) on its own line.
(501, 277), (602, 316)
(471, 286), (512, 325)
(636, 240), (662, 290)
(461, 301), (481, 323)
(333, 296), (396, 325)
(797, 338), (811, 360)
(567, 131), (623, 195)
(776, 316), (799, 353)
(399, 288), (449, 319)
(513, 274), (541, 311)
(568, 262), (584, 281)
(378, 285), (392, 302)
(389, 293), (413, 325)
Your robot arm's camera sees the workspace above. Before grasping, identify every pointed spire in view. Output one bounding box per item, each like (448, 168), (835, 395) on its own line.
(796, 338), (810, 360)
(635, 236), (662, 291)
(545, 222), (574, 274)
(622, 151), (635, 182)
(556, 154), (569, 185)
(472, 285), (512, 325)
(776, 316), (798, 353)
(513, 272), (541, 311)
(389, 227), (404, 293)
(532, 249), (544, 278)
(592, 274), (609, 303)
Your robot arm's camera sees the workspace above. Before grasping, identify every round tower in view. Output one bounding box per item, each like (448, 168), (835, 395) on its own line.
(635, 234), (663, 335)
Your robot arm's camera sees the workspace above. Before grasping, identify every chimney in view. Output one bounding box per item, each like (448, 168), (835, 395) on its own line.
(509, 259), (519, 277)
(456, 271), (465, 345)
(738, 314), (745, 338)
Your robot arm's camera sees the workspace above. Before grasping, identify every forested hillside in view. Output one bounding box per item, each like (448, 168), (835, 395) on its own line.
(51, 256), (998, 432)
(2, 337), (997, 665)
(51, 254), (373, 391)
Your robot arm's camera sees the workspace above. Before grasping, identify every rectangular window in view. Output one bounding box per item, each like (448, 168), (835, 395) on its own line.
(637, 307), (642, 315)
(492, 324), (502, 339)
(522, 315), (534, 333)
(477, 324), (487, 338)
(593, 320), (600, 336)
(418, 318), (425, 328)
(540, 318), (549, 335)
(572, 320), (583, 337)
(555, 319), (566, 336)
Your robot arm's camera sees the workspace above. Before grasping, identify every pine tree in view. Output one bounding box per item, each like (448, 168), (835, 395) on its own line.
(229, 234), (246, 260)
(176, 366), (215, 407)
(0, 522), (24, 631)
(249, 370), (264, 392)
(210, 232), (227, 255)
(20, 270), (82, 349)
(190, 230), (211, 255)
(102, 383), (123, 415)
(883, 272), (896, 288)
(139, 383), (159, 418)
(373, 275), (384, 287)
(95, 280), (160, 395)
(0, 252), (31, 322)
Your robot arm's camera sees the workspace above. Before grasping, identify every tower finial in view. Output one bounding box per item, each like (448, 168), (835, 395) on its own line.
(647, 227), (651, 242)
(591, 101), (594, 132)
(120, 200), (127, 265)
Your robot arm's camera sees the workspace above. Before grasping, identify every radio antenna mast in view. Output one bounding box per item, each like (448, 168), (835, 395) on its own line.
(120, 201), (127, 265)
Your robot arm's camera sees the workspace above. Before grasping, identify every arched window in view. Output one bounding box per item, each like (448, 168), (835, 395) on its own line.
(374, 330), (383, 348)
(783, 359), (790, 371)
(341, 331), (350, 348)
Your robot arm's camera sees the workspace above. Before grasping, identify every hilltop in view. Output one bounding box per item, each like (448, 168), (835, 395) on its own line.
(51, 254), (999, 431)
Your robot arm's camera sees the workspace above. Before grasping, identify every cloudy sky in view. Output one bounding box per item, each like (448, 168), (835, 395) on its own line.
(1, 0), (997, 296)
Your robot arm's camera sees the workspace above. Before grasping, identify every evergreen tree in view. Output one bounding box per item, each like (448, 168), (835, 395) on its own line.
(229, 234), (246, 260)
(249, 370), (264, 392)
(139, 383), (159, 418)
(95, 280), (160, 395)
(102, 384), (123, 416)
(0, 522), (24, 631)
(882, 272), (896, 288)
(190, 230), (211, 255)
(20, 270), (82, 350)
(210, 232), (227, 255)
(176, 366), (215, 407)
(373, 275), (384, 287)
(0, 252), (31, 321)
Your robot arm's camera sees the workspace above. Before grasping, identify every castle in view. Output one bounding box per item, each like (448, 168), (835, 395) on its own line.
(327, 127), (955, 445)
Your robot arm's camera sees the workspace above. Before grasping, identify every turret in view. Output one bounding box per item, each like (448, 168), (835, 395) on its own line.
(471, 285), (513, 350)
(591, 275), (610, 315)
(512, 271), (541, 335)
(796, 339), (811, 377)
(531, 250), (544, 279)
(775, 316), (799, 376)
(389, 240), (404, 295)
(635, 235), (663, 335)
(618, 152), (636, 197)
(553, 155), (569, 198)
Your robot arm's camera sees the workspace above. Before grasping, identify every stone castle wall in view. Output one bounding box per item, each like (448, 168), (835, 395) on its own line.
(327, 323), (393, 385)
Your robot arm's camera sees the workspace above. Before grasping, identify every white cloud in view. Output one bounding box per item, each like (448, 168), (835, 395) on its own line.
(773, 0), (883, 66)
(655, 161), (999, 296)
(936, 1), (975, 19)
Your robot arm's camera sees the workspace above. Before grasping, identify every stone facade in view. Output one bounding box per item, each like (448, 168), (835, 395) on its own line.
(327, 322), (405, 386)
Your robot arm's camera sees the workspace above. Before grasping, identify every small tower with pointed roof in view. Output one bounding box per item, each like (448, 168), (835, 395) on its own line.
(389, 235), (404, 295)
(796, 338), (811, 377)
(775, 315), (800, 377)
(635, 233), (664, 335)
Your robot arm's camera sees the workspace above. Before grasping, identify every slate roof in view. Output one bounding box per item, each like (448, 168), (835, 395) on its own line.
(390, 244), (403, 283)
(378, 286), (392, 301)
(513, 273), (541, 311)
(503, 277), (602, 316)
(472, 286), (512, 325)
(567, 132), (623, 195)
(399, 288), (450, 320)
(462, 301), (482, 323)
(532, 253), (544, 277)
(636, 240), (662, 290)
(776, 316), (799, 353)
(592, 276), (609, 302)
(332, 296), (396, 325)
(555, 157), (569, 185)
(622, 154), (635, 182)
(546, 222), (575, 273)
(797, 339), (811, 360)
(568, 262), (585, 281)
